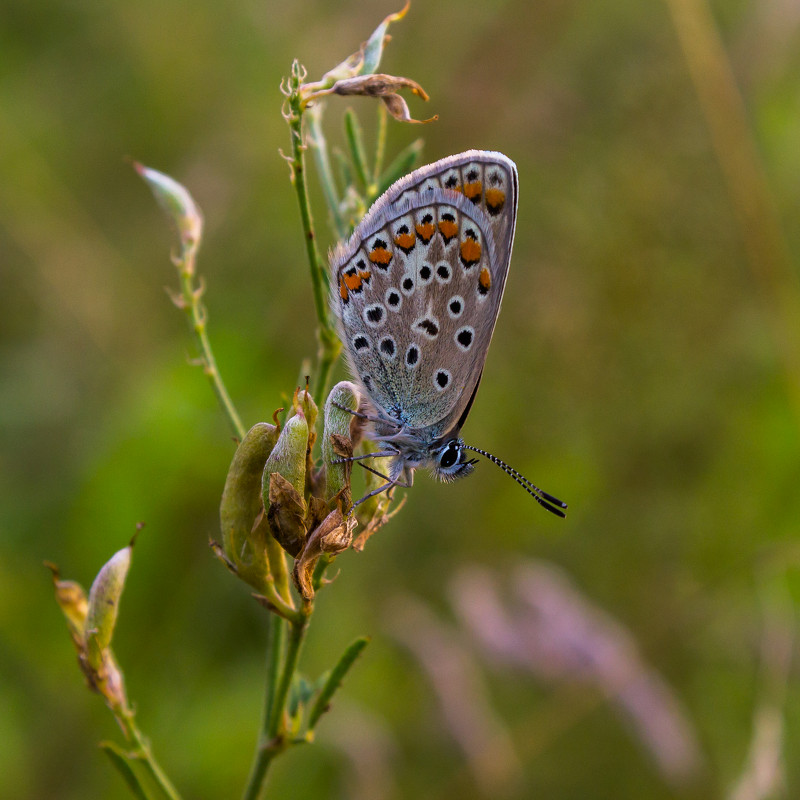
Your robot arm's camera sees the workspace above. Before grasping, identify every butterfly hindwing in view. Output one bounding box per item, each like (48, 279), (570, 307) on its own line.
(331, 151), (518, 442)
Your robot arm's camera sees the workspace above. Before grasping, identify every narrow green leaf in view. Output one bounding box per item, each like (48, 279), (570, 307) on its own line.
(375, 139), (424, 199)
(333, 147), (354, 193)
(372, 103), (388, 184)
(344, 109), (371, 191)
(307, 106), (347, 240)
(307, 636), (370, 731)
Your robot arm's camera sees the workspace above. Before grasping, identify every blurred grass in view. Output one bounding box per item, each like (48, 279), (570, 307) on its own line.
(2, 0), (800, 798)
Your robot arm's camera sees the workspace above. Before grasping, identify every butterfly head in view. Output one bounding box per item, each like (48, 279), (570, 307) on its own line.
(429, 438), (478, 483)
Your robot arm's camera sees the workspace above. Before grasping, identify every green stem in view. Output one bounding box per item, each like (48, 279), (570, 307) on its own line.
(241, 610), (310, 800)
(177, 256), (246, 440)
(287, 83), (342, 402)
(268, 614), (310, 736)
(118, 708), (183, 800)
(242, 616), (287, 800)
(288, 104), (330, 338)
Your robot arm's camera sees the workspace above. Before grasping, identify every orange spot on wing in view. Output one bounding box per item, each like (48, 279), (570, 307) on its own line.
(394, 232), (416, 251)
(485, 187), (506, 213)
(438, 218), (458, 241)
(344, 272), (363, 291)
(463, 181), (482, 202)
(479, 266), (492, 291)
(339, 278), (349, 302)
(460, 237), (482, 266)
(415, 221), (435, 243)
(368, 246), (392, 266)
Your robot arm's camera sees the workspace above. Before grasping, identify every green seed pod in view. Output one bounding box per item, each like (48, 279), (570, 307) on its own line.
(263, 411), (310, 556)
(85, 545), (132, 672)
(263, 411), (309, 502)
(323, 381), (360, 503)
(220, 422), (279, 575)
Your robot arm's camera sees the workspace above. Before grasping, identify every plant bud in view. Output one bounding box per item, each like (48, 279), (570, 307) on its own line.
(263, 412), (308, 499)
(133, 163), (203, 259)
(263, 411), (310, 555)
(295, 386), (319, 435)
(85, 545), (132, 672)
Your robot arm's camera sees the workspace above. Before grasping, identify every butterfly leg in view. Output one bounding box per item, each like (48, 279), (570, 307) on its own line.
(330, 449), (398, 465)
(331, 400), (403, 430)
(349, 468), (412, 513)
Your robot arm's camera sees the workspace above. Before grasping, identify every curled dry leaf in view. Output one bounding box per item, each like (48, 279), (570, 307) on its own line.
(304, 74), (437, 125)
(293, 508), (356, 600)
(267, 472), (307, 557)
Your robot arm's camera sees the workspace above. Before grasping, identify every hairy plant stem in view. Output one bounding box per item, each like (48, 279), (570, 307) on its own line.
(176, 253), (246, 440)
(117, 706), (183, 800)
(286, 73), (342, 403)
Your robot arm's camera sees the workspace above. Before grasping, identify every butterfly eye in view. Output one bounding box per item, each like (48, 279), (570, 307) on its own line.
(439, 442), (460, 469)
(432, 440), (476, 483)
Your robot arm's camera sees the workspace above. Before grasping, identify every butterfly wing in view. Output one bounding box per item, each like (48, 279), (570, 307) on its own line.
(330, 151), (518, 443)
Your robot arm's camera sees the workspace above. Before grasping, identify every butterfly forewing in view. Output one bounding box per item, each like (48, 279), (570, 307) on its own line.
(331, 151), (518, 443)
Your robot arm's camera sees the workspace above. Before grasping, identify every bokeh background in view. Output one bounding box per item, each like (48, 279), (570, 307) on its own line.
(3, 1), (800, 798)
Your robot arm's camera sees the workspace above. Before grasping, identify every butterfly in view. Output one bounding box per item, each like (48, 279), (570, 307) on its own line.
(329, 150), (566, 517)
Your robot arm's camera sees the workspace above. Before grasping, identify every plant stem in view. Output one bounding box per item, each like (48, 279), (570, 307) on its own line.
(177, 254), (246, 440)
(286, 66), (342, 402)
(268, 613), (310, 735)
(117, 707), (183, 800)
(242, 615), (287, 800)
(241, 610), (310, 800)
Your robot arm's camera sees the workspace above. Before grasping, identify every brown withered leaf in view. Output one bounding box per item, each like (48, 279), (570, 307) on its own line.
(305, 495), (331, 533)
(267, 472), (307, 557)
(381, 92), (438, 124)
(327, 73), (429, 100)
(353, 494), (406, 551)
(330, 433), (353, 460)
(305, 74), (437, 125)
(293, 508), (356, 600)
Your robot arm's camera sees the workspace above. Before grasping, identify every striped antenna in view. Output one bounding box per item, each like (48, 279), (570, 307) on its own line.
(462, 445), (568, 518)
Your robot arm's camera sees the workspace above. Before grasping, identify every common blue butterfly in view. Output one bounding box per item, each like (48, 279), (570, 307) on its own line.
(330, 151), (566, 517)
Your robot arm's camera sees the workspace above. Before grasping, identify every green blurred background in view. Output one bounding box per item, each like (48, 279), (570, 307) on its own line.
(3, 0), (800, 798)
